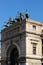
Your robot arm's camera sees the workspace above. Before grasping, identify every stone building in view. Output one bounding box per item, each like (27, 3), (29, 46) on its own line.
(0, 48), (1, 65)
(1, 12), (43, 65)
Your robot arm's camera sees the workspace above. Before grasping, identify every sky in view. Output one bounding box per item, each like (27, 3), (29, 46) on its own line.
(0, 0), (43, 47)
(0, 0), (43, 31)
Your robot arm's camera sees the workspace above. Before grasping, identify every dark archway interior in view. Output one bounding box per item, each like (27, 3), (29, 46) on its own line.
(10, 48), (19, 65)
(42, 63), (43, 65)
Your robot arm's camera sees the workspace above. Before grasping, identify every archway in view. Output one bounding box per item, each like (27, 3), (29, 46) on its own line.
(7, 45), (19, 65)
(10, 48), (19, 65)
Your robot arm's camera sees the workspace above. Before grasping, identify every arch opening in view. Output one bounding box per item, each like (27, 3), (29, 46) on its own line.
(10, 48), (19, 65)
(7, 45), (19, 65)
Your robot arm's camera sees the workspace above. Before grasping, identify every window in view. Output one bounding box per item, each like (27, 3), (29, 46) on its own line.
(42, 47), (43, 55)
(32, 25), (36, 30)
(42, 39), (43, 55)
(33, 43), (36, 55)
(19, 62), (28, 65)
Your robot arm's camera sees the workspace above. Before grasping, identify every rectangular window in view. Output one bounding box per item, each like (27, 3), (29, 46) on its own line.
(42, 39), (43, 55)
(19, 62), (28, 65)
(32, 25), (36, 30)
(33, 43), (36, 55)
(42, 47), (43, 55)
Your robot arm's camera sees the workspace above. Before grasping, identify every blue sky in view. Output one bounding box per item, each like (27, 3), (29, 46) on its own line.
(0, 0), (43, 47)
(0, 0), (43, 31)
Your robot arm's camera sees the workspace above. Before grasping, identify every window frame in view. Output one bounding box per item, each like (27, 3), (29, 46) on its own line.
(32, 43), (37, 55)
(32, 25), (36, 30)
(19, 62), (28, 65)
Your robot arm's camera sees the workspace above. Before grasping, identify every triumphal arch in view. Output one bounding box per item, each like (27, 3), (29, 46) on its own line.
(1, 11), (43, 65)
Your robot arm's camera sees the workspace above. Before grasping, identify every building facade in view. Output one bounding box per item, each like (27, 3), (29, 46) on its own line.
(1, 16), (43, 65)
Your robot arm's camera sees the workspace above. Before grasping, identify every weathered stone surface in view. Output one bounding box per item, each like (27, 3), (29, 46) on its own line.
(1, 18), (43, 65)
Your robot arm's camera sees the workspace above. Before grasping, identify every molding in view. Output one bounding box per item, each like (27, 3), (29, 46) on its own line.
(26, 55), (42, 59)
(1, 31), (26, 42)
(26, 31), (41, 36)
(26, 18), (42, 26)
(19, 55), (42, 60)
(6, 42), (21, 56)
